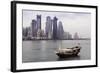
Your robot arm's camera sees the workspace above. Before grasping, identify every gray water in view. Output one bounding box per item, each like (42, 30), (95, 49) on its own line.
(22, 40), (91, 63)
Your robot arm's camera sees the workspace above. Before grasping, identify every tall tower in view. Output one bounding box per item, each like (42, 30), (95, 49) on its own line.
(45, 16), (52, 39)
(31, 19), (37, 37)
(37, 15), (41, 31)
(53, 16), (58, 39)
(57, 21), (64, 39)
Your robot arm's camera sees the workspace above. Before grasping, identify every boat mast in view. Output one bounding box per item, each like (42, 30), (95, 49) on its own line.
(59, 40), (62, 50)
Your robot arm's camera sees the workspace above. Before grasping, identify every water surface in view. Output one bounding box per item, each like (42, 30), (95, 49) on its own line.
(22, 40), (91, 63)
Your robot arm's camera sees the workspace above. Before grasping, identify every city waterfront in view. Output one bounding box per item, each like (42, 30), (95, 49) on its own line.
(22, 40), (91, 63)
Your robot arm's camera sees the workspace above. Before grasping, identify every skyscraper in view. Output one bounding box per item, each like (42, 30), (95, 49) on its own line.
(27, 27), (32, 38)
(53, 16), (58, 39)
(22, 27), (28, 37)
(45, 16), (52, 39)
(63, 32), (72, 39)
(68, 33), (72, 39)
(57, 21), (64, 39)
(37, 15), (41, 31)
(74, 32), (79, 39)
(31, 19), (37, 37)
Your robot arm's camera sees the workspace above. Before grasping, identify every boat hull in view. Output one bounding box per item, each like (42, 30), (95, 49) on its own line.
(56, 52), (79, 58)
(56, 47), (81, 58)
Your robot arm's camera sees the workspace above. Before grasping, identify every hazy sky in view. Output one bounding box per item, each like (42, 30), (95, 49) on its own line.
(23, 10), (91, 38)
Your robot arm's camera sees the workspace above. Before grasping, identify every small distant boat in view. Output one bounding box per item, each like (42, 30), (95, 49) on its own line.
(55, 46), (81, 58)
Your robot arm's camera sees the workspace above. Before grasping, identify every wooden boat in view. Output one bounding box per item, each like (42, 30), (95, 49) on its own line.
(55, 46), (81, 58)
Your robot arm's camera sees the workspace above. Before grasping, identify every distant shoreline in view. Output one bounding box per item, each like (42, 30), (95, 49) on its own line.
(23, 39), (91, 41)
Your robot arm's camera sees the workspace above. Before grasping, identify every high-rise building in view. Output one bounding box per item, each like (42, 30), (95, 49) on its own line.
(23, 27), (28, 37)
(74, 32), (79, 39)
(57, 21), (64, 39)
(63, 32), (72, 39)
(27, 27), (32, 38)
(37, 15), (41, 31)
(53, 16), (58, 39)
(22, 27), (32, 39)
(31, 19), (37, 37)
(45, 16), (52, 39)
(68, 33), (72, 39)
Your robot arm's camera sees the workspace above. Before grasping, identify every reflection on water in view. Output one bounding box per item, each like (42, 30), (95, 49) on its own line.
(22, 40), (91, 63)
(57, 55), (80, 61)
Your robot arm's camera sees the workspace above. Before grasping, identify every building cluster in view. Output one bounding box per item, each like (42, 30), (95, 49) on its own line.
(23, 15), (79, 40)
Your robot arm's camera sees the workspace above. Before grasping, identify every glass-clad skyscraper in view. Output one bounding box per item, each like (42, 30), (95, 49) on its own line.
(45, 16), (53, 39)
(53, 16), (58, 39)
(57, 21), (64, 39)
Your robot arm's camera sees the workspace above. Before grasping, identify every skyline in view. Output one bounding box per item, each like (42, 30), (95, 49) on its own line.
(23, 10), (91, 38)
